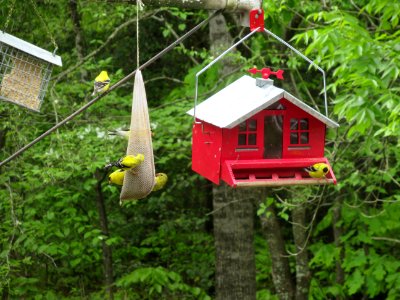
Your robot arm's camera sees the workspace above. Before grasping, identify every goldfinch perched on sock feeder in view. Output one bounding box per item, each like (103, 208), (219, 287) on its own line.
(108, 169), (125, 185)
(108, 129), (130, 139)
(105, 154), (144, 170)
(304, 163), (330, 179)
(92, 71), (110, 96)
(109, 170), (168, 192)
(153, 173), (168, 191)
(108, 129), (154, 139)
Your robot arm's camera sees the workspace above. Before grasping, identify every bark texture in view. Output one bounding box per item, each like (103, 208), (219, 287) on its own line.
(292, 205), (311, 300)
(210, 13), (258, 299)
(107, 0), (261, 11)
(69, 0), (88, 81)
(0, 128), (7, 150)
(258, 200), (295, 300)
(94, 169), (114, 300)
(333, 199), (345, 298)
(213, 184), (257, 300)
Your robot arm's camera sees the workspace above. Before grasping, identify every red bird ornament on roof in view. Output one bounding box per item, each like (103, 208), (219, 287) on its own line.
(248, 67), (284, 80)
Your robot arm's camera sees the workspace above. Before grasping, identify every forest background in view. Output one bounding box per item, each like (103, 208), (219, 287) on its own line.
(0, 0), (399, 299)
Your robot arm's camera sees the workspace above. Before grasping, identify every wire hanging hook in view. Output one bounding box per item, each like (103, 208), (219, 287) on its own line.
(3, 0), (17, 32)
(193, 8), (330, 120)
(193, 28), (260, 123)
(262, 28), (328, 116)
(29, 0), (59, 54)
(136, 0), (144, 70)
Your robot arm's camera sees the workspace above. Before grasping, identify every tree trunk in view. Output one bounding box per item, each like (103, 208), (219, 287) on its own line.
(258, 200), (295, 300)
(94, 169), (114, 300)
(69, 0), (88, 81)
(213, 184), (257, 300)
(292, 205), (311, 300)
(0, 128), (7, 151)
(209, 13), (257, 300)
(333, 199), (344, 299)
(106, 0), (261, 11)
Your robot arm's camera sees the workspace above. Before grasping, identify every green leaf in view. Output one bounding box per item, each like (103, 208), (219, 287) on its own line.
(346, 269), (364, 295)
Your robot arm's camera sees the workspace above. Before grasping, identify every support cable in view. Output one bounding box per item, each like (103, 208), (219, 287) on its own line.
(263, 28), (328, 116)
(0, 10), (219, 168)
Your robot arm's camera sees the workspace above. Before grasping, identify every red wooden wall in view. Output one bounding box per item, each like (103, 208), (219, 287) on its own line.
(191, 97), (327, 184)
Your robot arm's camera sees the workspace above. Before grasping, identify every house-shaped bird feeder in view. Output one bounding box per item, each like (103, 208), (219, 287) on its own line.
(0, 31), (62, 111)
(187, 74), (339, 187)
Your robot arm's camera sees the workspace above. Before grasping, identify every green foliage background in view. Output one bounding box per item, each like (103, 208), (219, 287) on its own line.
(0, 0), (399, 299)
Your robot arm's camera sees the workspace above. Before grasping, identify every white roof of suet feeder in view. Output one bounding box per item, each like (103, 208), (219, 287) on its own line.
(0, 31), (62, 66)
(187, 75), (339, 129)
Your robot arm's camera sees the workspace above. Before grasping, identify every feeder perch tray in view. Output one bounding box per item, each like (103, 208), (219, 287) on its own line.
(221, 157), (336, 187)
(0, 31), (62, 111)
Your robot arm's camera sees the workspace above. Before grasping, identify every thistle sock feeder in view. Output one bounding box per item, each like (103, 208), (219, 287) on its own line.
(120, 70), (155, 201)
(186, 9), (339, 188)
(0, 31), (62, 112)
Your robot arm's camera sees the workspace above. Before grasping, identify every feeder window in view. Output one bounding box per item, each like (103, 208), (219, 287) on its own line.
(289, 118), (309, 145)
(238, 119), (258, 146)
(265, 102), (286, 110)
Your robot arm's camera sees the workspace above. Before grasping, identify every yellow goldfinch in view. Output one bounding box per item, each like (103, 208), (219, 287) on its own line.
(108, 169), (125, 185)
(153, 173), (168, 191)
(304, 163), (330, 178)
(108, 129), (130, 139)
(108, 129), (154, 139)
(105, 154), (145, 170)
(108, 170), (168, 192)
(92, 71), (110, 96)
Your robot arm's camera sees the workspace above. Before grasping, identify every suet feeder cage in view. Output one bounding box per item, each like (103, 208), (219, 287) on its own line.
(0, 31), (62, 111)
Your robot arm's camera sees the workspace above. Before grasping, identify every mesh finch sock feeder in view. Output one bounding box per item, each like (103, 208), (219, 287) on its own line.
(120, 70), (155, 201)
(0, 31), (62, 111)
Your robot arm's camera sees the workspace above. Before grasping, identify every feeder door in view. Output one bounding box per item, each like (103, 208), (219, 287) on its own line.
(264, 115), (283, 159)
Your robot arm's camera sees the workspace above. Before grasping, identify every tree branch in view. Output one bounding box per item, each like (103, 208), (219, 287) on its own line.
(52, 8), (163, 83)
(292, 205), (311, 300)
(258, 199), (295, 300)
(105, 0), (261, 11)
(69, 0), (88, 81)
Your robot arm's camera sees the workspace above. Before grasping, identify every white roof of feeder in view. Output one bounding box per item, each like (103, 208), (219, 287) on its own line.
(0, 31), (62, 66)
(187, 75), (339, 129)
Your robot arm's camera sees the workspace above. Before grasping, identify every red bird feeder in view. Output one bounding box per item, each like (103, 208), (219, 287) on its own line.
(187, 75), (339, 187)
(186, 9), (339, 188)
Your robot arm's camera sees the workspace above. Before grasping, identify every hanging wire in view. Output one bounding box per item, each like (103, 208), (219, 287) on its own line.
(193, 28), (260, 122)
(263, 28), (328, 116)
(136, 0), (143, 69)
(0, 10), (220, 168)
(29, 0), (59, 54)
(3, 0), (17, 32)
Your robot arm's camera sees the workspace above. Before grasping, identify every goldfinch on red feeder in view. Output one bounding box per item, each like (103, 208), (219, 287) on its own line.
(304, 163), (330, 178)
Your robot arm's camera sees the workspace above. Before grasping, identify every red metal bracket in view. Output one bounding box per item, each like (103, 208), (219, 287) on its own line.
(248, 67), (284, 80)
(249, 9), (264, 32)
